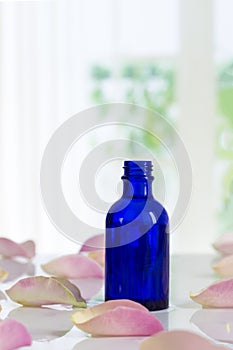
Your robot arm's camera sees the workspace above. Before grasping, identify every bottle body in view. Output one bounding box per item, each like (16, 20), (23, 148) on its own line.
(105, 161), (169, 311)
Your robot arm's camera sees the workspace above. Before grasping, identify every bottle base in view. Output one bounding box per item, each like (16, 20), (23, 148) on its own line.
(105, 296), (168, 311)
(140, 299), (168, 311)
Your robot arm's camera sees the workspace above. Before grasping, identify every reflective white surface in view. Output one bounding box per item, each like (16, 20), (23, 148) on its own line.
(1, 254), (233, 349)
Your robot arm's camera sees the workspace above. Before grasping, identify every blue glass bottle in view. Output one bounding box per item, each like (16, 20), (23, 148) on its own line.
(105, 160), (169, 311)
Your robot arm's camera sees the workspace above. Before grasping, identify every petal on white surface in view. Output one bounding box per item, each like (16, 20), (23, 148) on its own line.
(70, 278), (103, 300)
(213, 233), (233, 255)
(53, 278), (85, 302)
(0, 318), (32, 350)
(20, 240), (36, 259)
(73, 299), (148, 322)
(0, 237), (35, 259)
(190, 278), (233, 308)
(6, 276), (86, 307)
(72, 306), (163, 336)
(213, 255), (233, 277)
(72, 300), (163, 336)
(41, 254), (103, 279)
(139, 330), (227, 350)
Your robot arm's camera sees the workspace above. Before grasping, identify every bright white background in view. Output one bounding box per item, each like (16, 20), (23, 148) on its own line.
(0, 0), (232, 254)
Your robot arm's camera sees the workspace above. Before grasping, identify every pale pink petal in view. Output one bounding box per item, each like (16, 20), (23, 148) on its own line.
(41, 254), (103, 279)
(53, 277), (84, 302)
(72, 303), (163, 336)
(72, 300), (161, 336)
(0, 268), (8, 282)
(88, 250), (105, 267)
(75, 299), (148, 320)
(20, 240), (36, 259)
(0, 237), (35, 259)
(190, 278), (233, 307)
(72, 300), (146, 328)
(0, 238), (26, 258)
(6, 276), (86, 307)
(0, 318), (31, 350)
(139, 330), (226, 350)
(80, 234), (105, 252)
(71, 278), (103, 300)
(212, 255), (233, 277)
(213, 233), (233, 255)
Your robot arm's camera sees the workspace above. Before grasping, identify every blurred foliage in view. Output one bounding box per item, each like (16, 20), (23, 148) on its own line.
(217, 61), (233, 231)
(89, 62), (176, 153)
(91, 65), (111, 80)
(89, 60), (233, 231)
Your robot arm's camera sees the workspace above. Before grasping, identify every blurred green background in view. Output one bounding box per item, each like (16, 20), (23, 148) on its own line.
(89, 59), (233, 234)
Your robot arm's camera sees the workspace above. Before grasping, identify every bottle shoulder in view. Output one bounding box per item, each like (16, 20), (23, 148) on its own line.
(106, 196), (169, 226)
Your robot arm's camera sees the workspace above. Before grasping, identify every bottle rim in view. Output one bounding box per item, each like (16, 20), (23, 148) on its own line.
(122, 160), (153, 178)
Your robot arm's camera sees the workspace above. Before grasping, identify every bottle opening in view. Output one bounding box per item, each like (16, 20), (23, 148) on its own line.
(122, 160), (153, 178)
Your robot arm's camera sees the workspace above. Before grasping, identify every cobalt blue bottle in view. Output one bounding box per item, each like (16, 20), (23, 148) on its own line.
(105, 160), (169, 310)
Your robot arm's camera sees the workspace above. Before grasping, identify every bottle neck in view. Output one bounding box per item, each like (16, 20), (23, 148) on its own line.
(121, 161), (154, 198)
(122, 178), (153, 198)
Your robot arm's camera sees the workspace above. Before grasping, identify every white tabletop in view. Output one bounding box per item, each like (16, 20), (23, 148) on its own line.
(1, 254), (233, 349)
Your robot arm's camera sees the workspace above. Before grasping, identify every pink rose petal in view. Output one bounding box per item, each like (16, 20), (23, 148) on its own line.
(213, 233), (233, 255)
(72, 299), (163, 336)
(77, 299), (148, 318)
(20, 240), (36, 259)
(0, 269), (8, 282)
(54, 277), (86, 302)
(6, 276), (86, 307)
(88, 250), (105, 267)
(190, 278), (233, 308)
(80, 234), (105, 252)
(0, 318), (31, 350)
(140, 330), (226, 350)
(73, 307), (163, 337)
(212, 255), (233, 277)
(71, 278), (103, 300)
(0, 237), (35, 259)
(41, 254), (103, 279)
